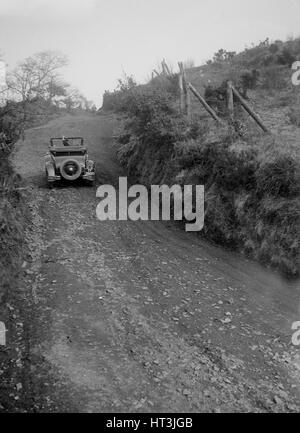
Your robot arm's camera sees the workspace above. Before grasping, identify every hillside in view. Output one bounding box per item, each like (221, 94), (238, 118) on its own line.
(186, 38), (300, 159)
(105, 37), (300, 276)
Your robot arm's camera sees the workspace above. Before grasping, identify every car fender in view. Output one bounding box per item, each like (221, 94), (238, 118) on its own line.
(45, 160), (55, 177)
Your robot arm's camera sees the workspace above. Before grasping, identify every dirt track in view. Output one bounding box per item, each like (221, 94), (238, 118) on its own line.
(11, 112), (300, 412)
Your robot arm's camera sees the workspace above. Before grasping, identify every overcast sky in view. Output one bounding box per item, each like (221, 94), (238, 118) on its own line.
(0, 0), (299, 106)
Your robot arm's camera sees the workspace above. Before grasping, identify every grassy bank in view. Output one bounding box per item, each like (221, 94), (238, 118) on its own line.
(0, 149), (26, 295)
(0, 98), (60, 308)
(0, 99), (60, 411)
(0, 141), (32, 411)
(104, 38), (300, 276)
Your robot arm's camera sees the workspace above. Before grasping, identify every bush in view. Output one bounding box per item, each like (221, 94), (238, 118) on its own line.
(175, 139), (221, 181)
(240, 69), (260, 91)
(213, 49), (237, 63)
(122, 86), (176, 133)
(102, 74), (137, 112)
(213, 146), (258, 191)
(269, 43), (279, 54)
(204, 70), (260, 119)
(205, 186), (238, 245)
(288, 105), (300, 126)
(277, 47), (296, 66)
(256, 154), (299, 198)
(0, 148), (27, 296)
(116, 84), (199, 183)
(204, 83), (227, 116)
(261, 66), (286, 90)
(0, 99), (59, 139)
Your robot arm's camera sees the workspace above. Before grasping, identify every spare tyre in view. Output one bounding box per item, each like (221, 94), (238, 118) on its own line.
(61, 159), (81, 180)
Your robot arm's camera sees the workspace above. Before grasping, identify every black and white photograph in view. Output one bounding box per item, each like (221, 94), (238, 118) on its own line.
(0, 0), (299, 418)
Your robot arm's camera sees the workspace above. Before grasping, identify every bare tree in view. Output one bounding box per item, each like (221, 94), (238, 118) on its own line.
(63, 87), (81, 110)
(6, 51), (68, 136)
(7, 51), (68, 102)
(61, 86), (95, 111)
(0, 52), (8, 103)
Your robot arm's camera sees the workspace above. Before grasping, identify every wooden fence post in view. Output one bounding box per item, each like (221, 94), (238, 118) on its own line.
(178, 67), (185, 115)
(187, 82), (226, 125)
(178, 62), (191, 120)
(227, 80), (234, 122)
(231, 84), (270, 133)
(183, 66), (191, 121)
(162, 59), (171, 76)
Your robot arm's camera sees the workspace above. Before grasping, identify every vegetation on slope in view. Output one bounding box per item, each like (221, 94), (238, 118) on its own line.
(103, 37), (300, 276)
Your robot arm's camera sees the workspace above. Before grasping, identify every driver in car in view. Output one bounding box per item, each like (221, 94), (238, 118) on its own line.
(62, 136), (69, 146)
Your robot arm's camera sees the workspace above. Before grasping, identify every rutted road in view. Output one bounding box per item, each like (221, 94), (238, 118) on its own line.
(12, 113), (300, 412)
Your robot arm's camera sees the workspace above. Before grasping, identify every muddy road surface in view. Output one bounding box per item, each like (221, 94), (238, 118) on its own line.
(12, 113), (300, 412)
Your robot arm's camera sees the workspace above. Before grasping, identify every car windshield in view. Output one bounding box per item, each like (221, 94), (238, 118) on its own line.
(51, 137), (83, 147)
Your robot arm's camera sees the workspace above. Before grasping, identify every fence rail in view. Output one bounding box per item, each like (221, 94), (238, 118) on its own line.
(177, 61), (270, 134)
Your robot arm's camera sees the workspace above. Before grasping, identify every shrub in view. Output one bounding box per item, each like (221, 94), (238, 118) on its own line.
(175, 139), (221, 182)
(204, 82), (227, 116)
(203, 74), (256, 119)
(213, 146), (258, 191)
(256, 154), (299, 198)
(255, 197), (299, 274)
(213, 49), (237, 63)
(116, 74), (137, 92)
(269, 43), (279, 54)
(121, 86), (176, 131)
(288, 105), (300, 126)
(204, 186), (238, 245)
(240, 69), (260, 91)
(0, 148), (27, 296)
(102, 74), (137, 112)
(261, 66), (286, 90)
(277, 47), (296, 66)
(116, 84), (203, 183)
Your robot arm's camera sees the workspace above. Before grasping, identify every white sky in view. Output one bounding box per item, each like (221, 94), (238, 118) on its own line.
(0, 0), (299, 106)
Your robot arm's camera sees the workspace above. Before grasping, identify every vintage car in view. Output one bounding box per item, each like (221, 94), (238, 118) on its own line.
(45, 137), (95, 186)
